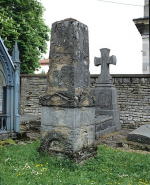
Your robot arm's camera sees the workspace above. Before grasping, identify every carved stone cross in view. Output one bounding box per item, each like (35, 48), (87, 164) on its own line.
(94, 48), (116, 84)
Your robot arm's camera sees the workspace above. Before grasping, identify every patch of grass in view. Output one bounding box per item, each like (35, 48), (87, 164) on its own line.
(0, 141), (150, 185)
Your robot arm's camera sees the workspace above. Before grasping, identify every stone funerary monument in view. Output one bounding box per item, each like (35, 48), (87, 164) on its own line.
(94, 48), (120, 138)
(40, 18), (121, 159)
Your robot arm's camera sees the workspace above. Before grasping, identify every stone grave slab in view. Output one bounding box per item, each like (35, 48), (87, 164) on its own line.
(93, 48), (121, 137)
(128, 124), (150, 145)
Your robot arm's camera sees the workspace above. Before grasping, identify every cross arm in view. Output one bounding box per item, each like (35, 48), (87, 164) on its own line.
(94, 57), (102, 66)
(108, 55), (117, 65)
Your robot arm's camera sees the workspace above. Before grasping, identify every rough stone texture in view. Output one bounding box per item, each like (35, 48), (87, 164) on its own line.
(40, 18), (94, 107)
(39, 19), (95, 156)
(0, 133), (17, 141)
(93, 49), (120, 137)
(128, 124), (150, 145)
(20, 74), (150, 129)
(40, 107), (95, 153)
(20, 114), (39, 123)
(92, 75), (150, 129)
(20, 74), (47, 116)
(40, 128), (97, 162)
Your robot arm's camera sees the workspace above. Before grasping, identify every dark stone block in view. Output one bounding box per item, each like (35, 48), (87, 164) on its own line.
(95, 120), (113, 131)
(115, 78), (122, 84)
(127, 124), (150, 145)
(95, 115), (113, 131)
(132, 78), (139, 84)
(95, 124), (121, 139)
(123, 78), (131, 84)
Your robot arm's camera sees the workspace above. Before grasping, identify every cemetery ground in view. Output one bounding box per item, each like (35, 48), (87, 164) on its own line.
(0, 134), (150, 185)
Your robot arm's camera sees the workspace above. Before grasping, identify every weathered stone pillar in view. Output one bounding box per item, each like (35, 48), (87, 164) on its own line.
(39, 18), (95, 158)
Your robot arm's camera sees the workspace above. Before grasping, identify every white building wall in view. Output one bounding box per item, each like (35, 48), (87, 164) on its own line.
(35, 65), (49, 74)
(144, 0), (149, 17)
(142, 35), (150, 74)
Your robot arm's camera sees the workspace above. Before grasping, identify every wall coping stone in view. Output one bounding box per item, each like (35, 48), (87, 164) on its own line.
(20, 74), (47, 77)
(91, 74), (150, 78)
(20, 74), (150, 78)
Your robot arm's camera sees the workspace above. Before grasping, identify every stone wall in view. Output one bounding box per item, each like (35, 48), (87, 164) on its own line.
(91, 74), (150, 129)
(20, 74), (150, 129)
(20, 74), (47, 116)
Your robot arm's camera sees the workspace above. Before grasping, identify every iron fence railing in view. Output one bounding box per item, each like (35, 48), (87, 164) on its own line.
(0, 115), (10, 132)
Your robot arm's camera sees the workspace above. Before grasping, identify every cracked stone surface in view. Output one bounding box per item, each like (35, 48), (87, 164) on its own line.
(40, 18), (94, 108)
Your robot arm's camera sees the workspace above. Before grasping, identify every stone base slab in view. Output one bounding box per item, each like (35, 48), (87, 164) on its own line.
(95, 110), (121, 139)
(95, 123), (121, 139)
(39, 144), (98, 163)
(40, 106), (95, 153)
(95, 115), (113, 132)
(96, 110), (120, 126)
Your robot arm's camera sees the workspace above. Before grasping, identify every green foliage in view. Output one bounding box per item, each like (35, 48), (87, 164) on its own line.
(0, 141), (150, 185)
(0, 0), (50, 74)
(40, 69), (45, 74)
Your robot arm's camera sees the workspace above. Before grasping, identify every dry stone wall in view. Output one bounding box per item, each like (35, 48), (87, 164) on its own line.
(91, 74), (150, 129)
(20, 74), (150, 129)
(20, 74), (47, 116)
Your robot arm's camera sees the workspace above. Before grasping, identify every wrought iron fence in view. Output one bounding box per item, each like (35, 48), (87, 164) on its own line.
(0, 115), (10, 133)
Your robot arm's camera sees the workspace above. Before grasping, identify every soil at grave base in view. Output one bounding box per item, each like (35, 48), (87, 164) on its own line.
(15, 127), (150, 155)
(96, 129), (150, 155)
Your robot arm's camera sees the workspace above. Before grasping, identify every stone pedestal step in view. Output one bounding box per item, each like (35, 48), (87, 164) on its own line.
(95, 124), (121, 139)
(95, 114), (121, 139)
(95, 115), (113, 124)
